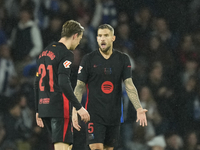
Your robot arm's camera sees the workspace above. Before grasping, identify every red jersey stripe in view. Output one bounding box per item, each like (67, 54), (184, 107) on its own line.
(63, 118), (69, 142)
(62, 93), (70, 118)
(85, 84), (89, 110)
(62, 93), (70, 141)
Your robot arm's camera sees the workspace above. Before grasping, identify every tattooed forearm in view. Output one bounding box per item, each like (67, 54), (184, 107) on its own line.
(124, 78), (142, 110)
(74, 80), (86, 103)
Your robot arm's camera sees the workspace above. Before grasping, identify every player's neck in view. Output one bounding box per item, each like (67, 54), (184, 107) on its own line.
(99, 48), (113, 59)
(59, 37), (72, 50)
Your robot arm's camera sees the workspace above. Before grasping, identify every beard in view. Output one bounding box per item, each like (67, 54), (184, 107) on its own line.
(98, 44), (111, 53)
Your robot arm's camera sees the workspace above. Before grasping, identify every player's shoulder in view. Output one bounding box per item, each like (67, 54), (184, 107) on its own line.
(113, 49), (129, 58)
(49, 42), (73, 57)
(82, 50), (98, 60)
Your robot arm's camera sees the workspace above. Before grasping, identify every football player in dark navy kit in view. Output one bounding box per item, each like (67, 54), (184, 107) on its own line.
(72, 24), (148, 150)
(34, 20), (90, 150)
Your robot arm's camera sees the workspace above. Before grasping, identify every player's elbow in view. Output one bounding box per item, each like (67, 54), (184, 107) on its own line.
(58, 74), (71, 89)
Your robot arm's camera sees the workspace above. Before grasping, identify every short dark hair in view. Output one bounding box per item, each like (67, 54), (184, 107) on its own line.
(98, 24), (114, 35)
(61, 20), (84, 38)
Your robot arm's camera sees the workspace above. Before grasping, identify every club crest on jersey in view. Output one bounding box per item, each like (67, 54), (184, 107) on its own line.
(63, 60), (72, 68)
(78, 66), (83, 74)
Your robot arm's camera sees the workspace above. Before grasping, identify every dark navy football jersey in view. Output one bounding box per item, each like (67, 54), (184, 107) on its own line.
(36, 42), (73, 118)
(78, 49), (132, 125)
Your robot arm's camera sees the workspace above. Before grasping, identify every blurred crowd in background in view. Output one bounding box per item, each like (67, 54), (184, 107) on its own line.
(0, 0), (200, 150)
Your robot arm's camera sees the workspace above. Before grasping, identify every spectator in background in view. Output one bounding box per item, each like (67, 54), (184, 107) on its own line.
(189, 0), (200, 31)
(152, 18), (179, 59)
(145, 35), (175, 72)
(9, 7), (42, 77)
(165, 132), (183, 150)
(38, 0), (75, 29)
(58, 0), (74, 21)
(42, 14), (63, 48)
(17, 93), (34, 131)
(0, 6), (16, 38)
(37, 0), (60, 29)
(132, 6), (153, 53)
(183, 131), (200, 150)
(146, 62), (174, 133)
(0, 44), (18, 97)
(90, 0), (118, 29)
(3, 99), (27, 143)
(177, 75), (198, 135)
(139, 86), (162, 138)
(181, 56), (199, 86)
(117, 11), (129, 24)
(178, 34), (197, 68)
(147, 135), (166, 150)
(71, 0), (91, 19)
(77, 14), (97, 53)
(3, 0), (35, 36)
(101, 0), (117, 28)
(132, 57), (149, 88)
(115, 23), (135, 57)
(4, 0), (35, 20)
(126, 125), (149, 150)
(144, 35), (177, 89)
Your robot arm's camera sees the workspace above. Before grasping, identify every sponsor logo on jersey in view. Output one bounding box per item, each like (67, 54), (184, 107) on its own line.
(63, 60), (72, 68)
(101, 81), (114, 94)
(39, 98), (50, 104)
(78, 66), (83, 74)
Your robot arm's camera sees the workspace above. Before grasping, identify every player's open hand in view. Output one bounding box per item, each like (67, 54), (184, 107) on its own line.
(36, 113), (44, 128)
(72, 109), (81, 131)
(136, 108), (148, 127)
(77, 107), (90, 123)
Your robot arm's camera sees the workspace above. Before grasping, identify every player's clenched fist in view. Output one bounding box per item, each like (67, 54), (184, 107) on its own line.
(77, 107), (90, 123)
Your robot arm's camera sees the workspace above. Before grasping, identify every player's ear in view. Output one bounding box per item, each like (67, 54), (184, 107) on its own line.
(73, 33), (78, 40)
(112, 35), (116, 42)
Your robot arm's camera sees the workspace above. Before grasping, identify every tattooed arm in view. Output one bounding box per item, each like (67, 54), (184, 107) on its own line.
(73, 80), (87, 131)
(74, 80), (86, 103)
(124, 78), (148, 126)
(124, 78), (142, 110)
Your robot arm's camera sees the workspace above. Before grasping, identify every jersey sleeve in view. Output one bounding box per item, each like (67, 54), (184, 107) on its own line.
(122, 53), (132, 81)
(77, 54), (89, 83)
(57, 51), (74, 76)
(57, 51), (82, 110)
(58, 74), (82, 110)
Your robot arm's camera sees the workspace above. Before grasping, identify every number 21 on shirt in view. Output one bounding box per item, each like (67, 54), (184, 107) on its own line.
(38, 64), (54, 92)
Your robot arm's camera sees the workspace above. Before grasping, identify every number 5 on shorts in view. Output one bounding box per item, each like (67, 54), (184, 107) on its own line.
(88, 123), (94, 133)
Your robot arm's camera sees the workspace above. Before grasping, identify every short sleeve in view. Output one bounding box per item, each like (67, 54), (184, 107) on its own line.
(77, 54), (89, 83)
(122, 54), (132, 81)
(57, 52), (74, 76)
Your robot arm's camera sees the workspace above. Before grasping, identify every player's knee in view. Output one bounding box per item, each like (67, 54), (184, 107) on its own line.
(89, 144), (103, 150)
(54, 142), (70, 150)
